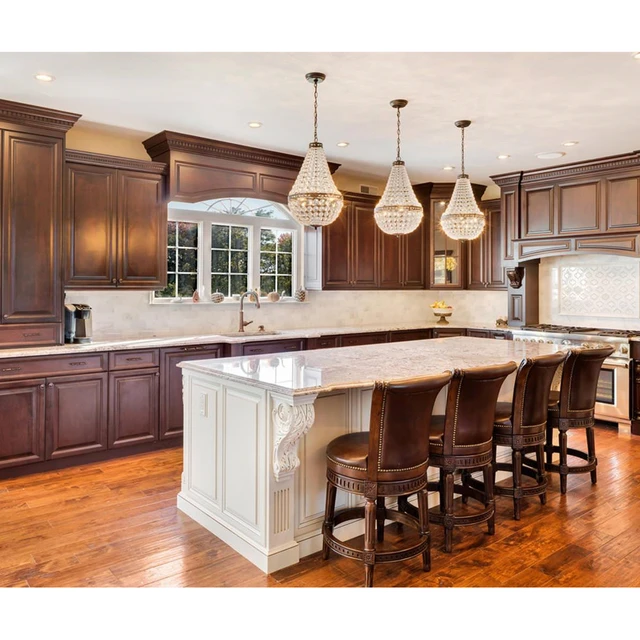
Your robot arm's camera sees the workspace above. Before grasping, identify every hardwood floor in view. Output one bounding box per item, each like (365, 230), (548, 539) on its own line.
(1, 424), (639, 587)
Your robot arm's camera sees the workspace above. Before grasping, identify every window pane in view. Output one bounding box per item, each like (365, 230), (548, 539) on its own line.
(211, 274), (229, 297)
(260, 252), (276, 274)
(178, 222), (198, 247)
(260, 276), (276, 295)
(230, 226), (249, 250)
(211, 224), (229, 249)
(277, 253), (292, 275)
(260, 229), (276, 251)
(178, 274), (197, 296)
(211, 249), (229, 273)
(230, 275), (248, 296)
(277, 276), (292, 297)
(230, 251), (248, 274)
(178, 248), (198, 273)
(155, 274), (177, 298)
(168, 248), (176, 272)
(168, 221), (176, 246)
(277, 231), (293, 252)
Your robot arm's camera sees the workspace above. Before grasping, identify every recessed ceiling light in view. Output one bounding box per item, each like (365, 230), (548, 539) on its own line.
(562, 141), (579, 146)
(248, 121), (262, 128)
(497, 154), (510, 159)
(34, 73), (55, 82)
(442, 165), (455, 171)
(632, 52), (640, 59)
(536, 151), (566, 160)
(336, 141), (349, 148)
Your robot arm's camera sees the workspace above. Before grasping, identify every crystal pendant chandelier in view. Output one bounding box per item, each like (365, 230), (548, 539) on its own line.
(288, 72), (344, 228)
(440, 120), (486, 241)
(374, 99), (423, 236)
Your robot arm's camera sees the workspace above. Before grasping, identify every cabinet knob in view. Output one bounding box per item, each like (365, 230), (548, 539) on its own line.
(2, 314), (7, 318)
(155, 372), (160, 376)
(118, 278), (123, 284)
(112, 278), (117, 284)
(40, 384), (45, 389)
(48, 383), (54, 387)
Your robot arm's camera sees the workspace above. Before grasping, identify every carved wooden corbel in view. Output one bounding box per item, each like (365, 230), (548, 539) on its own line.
(506, 267), (525, 289)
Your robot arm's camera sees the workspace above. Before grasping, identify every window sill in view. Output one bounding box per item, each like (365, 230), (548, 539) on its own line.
(149, 297), (309, 306)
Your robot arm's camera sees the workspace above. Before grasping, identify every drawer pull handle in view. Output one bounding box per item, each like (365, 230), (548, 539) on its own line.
(22, 332), (41, 338)
(126, 357), (144, 361)
(69, 361), (87, 366)
(1, 366), (21, 372)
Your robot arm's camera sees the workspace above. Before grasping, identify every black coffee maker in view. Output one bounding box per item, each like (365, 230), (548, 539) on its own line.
(64, 303), (93, 344)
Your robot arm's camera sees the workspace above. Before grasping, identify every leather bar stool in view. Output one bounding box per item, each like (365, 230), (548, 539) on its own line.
(322, 372), (452, 588)
(488, 351), (567, 520)
(401, 362), (517, 553)
(543, 346), (614, 494)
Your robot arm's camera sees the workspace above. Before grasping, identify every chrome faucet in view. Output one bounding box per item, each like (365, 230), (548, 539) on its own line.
(238, 290), (261, 332)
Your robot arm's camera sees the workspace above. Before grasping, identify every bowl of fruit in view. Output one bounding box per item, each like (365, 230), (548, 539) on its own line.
(430, 300), (453, 325)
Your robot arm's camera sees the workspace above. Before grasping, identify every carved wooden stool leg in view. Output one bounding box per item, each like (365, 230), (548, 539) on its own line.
(322, 482), (337, 560)
(483, 462), (495, 535)
(492, 442), (498, 484)
(364, 498), (376, 588)
(439, 468), (446, 513)
(587, 426), (597, 484)
(546, 423), (554, 467)
(376, 497), (386, 542)
(559, 430), (568, 495)
(512, 449), (522, 521)
(417, 488), (431, 572)
(536, 443), (547, 505)
(444, 470), (455, 553)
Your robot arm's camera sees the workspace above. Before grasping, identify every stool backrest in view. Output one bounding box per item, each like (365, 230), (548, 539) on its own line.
(368, 372), (452, 478)
(511, 351), (567, 434)
(442, 362), (518, 455)
(557, 346), (614, 418)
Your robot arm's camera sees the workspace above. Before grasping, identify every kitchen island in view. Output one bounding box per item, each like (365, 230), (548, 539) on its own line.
(177, 337), (563, 573)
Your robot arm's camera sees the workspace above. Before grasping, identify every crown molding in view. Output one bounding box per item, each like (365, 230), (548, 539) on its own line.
(65, 149), (167, 174)
(142, 130), (341, 174)
(0, 99), (81, 133)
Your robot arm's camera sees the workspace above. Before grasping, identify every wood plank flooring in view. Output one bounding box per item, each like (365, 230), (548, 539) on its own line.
(1, 424), (639, 587)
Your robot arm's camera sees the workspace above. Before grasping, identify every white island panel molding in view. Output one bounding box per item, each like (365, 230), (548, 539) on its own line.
(177, 337), (564, 573)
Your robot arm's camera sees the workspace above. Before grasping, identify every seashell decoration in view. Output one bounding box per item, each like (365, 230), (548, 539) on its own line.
(211, 291), (224, 303)
(294, 287), (307, 302)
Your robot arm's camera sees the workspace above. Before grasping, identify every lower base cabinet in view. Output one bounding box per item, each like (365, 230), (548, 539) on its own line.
(46, 373), (108, 459)
(433, 328), (467, 338)
(160, 346), (222, 440)
(108, 368), (159, 448)
(0, 379), (45, 469)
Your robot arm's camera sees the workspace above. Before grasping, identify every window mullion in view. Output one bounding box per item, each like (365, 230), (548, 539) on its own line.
(252, 225), (261, 293)
(203, 221), (212, 298)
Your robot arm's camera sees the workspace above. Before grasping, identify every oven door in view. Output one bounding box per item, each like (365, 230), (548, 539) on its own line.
(594, 358), (630, 425)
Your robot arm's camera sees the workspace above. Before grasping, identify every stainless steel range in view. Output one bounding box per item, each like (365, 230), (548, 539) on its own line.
(510, 324), (637, 431)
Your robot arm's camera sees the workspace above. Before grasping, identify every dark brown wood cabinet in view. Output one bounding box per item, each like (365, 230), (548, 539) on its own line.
(340, 332), (388, 347)
(45, 372), (108, 459)
(467, 199), (507, 290)
(108, 368), (159, 448)
(379, 219), (427, 289)
(227, 339), (306, 357)
(389, 329), (432, 342)
(65, 152), (168, 290)
(432, 328), (467, 338)
(0, 379), (46, 469)
(160, 345), (222, 440)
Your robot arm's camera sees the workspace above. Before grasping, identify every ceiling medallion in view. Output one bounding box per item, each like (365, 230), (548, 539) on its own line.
(440, 120), (486, 241)
(288, 72), (344, 228)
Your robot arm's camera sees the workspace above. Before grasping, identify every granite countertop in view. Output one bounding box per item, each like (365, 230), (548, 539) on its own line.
(179, 337), (564, 397)
(0, 321), (513, 359)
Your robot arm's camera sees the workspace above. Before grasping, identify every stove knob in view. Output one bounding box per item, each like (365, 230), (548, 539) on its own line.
(621, 345), (629, 354)
(561, 339), (571, 345)
(581, 342), (590, 348)
(514, 337), (521, 341)
(546, 340), (553, 344)
(538, 338), (545, 343)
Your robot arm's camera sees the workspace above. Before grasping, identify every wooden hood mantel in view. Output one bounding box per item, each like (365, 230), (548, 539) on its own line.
(142, 130), (341, 204)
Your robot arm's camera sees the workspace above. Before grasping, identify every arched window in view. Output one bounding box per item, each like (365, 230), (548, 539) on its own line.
(154, 197), (302, 301)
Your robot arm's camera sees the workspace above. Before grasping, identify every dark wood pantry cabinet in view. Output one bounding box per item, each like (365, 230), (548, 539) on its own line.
(0, 99), (80, 349)
(467, 199), (507, 290)
(64, 151), (168, 289)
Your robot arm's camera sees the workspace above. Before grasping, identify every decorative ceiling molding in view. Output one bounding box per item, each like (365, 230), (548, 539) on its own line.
(142, 130), (341, 174)
(65, 149), (167, 174)
(0, 98), (81, 133)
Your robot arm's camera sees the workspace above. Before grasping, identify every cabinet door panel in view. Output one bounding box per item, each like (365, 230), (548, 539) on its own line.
(351, 203), (379, 288)
(606, 175), (640, 231)
(322, 206), (351, 288)
(108, 369), (159, 448)
(403, 219), (427, 288)
(557, 180), (601, 235)
(379, 232), (402, 288)
(467, 236), (485, 289)
(160, 346), (221, 440)
(117, 171), (167, 288)
(522, 186), (554, 237)
(0, 379), (45, 469)
(65, 164), (117, 287)
(486, 205), (507, 289)
(46, 373), (108, 459)
(2, 131), (62, 323)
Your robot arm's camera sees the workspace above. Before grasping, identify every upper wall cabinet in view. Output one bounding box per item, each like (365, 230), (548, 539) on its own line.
(467, 199), (507, 290)
(64, 152), (168, 290)
(0, 99), (80, 348)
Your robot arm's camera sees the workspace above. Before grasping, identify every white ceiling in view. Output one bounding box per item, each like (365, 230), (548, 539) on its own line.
(1, 52), (639, 185)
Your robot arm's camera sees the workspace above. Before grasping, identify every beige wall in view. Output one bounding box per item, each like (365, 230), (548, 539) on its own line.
(66, 122), (151, 160)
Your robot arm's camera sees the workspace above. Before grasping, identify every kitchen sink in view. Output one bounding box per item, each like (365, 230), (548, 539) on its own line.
(216, 330), (283, 338)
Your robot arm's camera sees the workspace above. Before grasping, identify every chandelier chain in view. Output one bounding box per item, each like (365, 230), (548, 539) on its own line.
(461, 126), (465, 175)
(396, 107), (401, 161)
(313, 79), (318, 143)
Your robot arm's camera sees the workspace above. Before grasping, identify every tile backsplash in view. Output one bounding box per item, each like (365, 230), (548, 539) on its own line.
(65, 289), (508, 339)
(540, 254), (640, 329)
